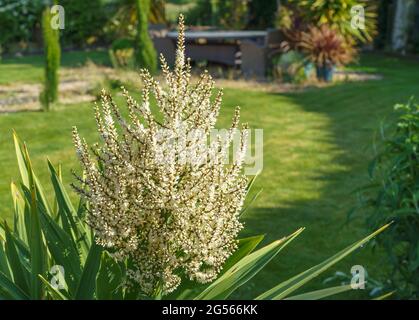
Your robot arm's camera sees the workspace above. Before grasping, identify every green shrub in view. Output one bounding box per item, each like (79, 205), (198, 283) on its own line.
(40, 6), (61, 111)
(355, 100), (419, 299)
(134, 0), (157, 73)
(186, 0), (278, 29)
(60, 0), (107, 46)
(0, 0), (43, 52)
(286, 0), (378, 44)
(247, 0), (278, 29)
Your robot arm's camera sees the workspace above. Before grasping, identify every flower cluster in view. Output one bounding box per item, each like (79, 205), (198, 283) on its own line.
(72, 15), (248, 296)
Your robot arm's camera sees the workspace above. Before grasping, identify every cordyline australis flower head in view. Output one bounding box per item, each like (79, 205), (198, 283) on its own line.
(72, 15), (248, 296)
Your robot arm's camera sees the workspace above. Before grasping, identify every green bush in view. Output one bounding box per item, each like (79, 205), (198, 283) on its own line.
(0, 0), (43, 52)
(186, 0), (277, 29)
(355, 100), (419, 299)
(134, 0), (157, 73)
(60, 0), (107, 46)
(247, 0), (278, 29)
(285, 0), (378, 44)
(40, 6), (61, 111)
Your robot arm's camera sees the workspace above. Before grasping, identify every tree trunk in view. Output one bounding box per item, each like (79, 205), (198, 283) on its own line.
(391, 0), (414, 52)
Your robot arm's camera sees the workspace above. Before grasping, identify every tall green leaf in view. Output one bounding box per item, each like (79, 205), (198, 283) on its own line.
(96, 252), (123, 300)
(11, 182), (28, 245)
(25, 146), (46, 300)
(256, 224), (390, 300)
(4, 224), (29, 294)
(47, 160), (91, 260)
(13, 131), (29, 188)
(170, 235), (265, 300)
(39, 275), (68, 300)
(284, 284), (354, 300)
(195, 228), (304, 300)
(75, 241), (103, 300)
(13, 132), (52, 216)
(0, 271), (29, 300)
(38, 206), (82, 295)
(220, 235), (265, 275)
(0, 241), (12, 280)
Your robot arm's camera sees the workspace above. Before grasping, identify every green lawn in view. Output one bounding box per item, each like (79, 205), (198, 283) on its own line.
(1, 52), (418, 298)
(0, 50), (110, 84)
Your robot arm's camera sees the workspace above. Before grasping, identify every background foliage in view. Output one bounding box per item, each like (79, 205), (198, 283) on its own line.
(0, 0), (43, 52)
(59, 0), (107, 47)
(355, 100), (419, 299)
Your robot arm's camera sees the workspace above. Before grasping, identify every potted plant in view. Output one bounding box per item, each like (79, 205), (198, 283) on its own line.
(298, 25), (355, 82)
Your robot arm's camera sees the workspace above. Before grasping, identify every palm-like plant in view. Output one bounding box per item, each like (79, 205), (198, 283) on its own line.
(293, 0), (378, 43)
(299, 24), (356, 68)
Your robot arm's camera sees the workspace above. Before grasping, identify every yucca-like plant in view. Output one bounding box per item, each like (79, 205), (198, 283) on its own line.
(0, 16), (390, 300)
(288, 0), (378, 44)
(299, 24), (356, 68)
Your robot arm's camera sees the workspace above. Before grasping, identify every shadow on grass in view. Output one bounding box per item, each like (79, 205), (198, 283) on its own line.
(232, 54), (419, 299)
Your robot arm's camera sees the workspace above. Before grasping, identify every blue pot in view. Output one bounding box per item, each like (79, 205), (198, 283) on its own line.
(316, 65), (334, 82)
(304, 62), (314, 78)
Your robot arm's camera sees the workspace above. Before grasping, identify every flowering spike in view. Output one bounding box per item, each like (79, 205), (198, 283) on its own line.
(72, 16), (248, 296)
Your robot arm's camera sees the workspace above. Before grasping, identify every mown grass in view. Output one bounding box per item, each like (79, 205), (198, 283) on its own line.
(0, 52), (418, 298)
(0, 50), (110, 84)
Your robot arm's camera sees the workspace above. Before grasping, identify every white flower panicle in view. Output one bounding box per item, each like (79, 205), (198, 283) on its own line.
(72, 15), (248, 296)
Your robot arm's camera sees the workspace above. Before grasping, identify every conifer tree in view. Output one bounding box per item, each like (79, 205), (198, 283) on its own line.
(40, 5), (61, 111)
(135, 0), (157, 73)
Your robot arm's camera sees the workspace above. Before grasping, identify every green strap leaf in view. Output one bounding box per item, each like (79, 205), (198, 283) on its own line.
(38, 206), (82, 295)
(0, 271), (29, 300)
(256, 224), (391, 300)
(14, 133), (52, 216)
(75, 241), (103, 300)
(220, 235), (265, 275)
(4, 224), (30, 294)
(47, 160), (91, 260)
(11, 182), (28, 245)
(13, 131), (29, 188)
(0, 241), (12, 280)
(96, 252), (123, 300)
(284, 284), (354, 300)
(38, 275), (68, 300)
(171, 235), (265, 300)
(25, 145), (46, 300)
(373, 291), (395, 300)
(195, 228), (304, 300)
